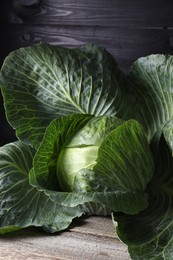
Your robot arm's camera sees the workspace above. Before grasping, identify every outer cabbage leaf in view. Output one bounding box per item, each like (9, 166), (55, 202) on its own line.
(0, 44), (125, 148)
(92, 120), (154, 192)
(114, 137), (173, 259)
(31, 114), (153, 215)
(125, 54), (173, 141)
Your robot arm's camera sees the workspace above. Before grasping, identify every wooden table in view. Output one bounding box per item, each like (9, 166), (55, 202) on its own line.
(0, 216), (130, 259)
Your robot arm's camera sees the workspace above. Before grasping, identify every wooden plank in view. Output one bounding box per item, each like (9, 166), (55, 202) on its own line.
(71, 216), (117, 238)
(1, 0), (173, 27)
(1, 25), (173, 73)
(0, 217), (130, 260)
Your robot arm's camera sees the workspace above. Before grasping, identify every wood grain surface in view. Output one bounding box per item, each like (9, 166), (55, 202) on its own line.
(1, 0), (173, 27)
(1, 24), (172, 72)
(0, 216), (130, 260)
(1, 0), (173, 72)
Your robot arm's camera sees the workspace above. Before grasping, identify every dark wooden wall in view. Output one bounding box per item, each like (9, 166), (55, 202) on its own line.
(1, 0), (173, 145)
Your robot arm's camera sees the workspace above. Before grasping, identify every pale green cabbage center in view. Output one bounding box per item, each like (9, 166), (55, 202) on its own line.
(57, 145), (98, 191)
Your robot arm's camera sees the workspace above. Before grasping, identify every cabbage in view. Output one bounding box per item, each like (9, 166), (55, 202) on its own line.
(56, 116), (123, 191)
(1, 44), (173, 259)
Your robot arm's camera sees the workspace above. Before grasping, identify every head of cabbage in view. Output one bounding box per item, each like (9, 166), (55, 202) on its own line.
(56, 116), (124, 192)
(56, 116), (153, 193)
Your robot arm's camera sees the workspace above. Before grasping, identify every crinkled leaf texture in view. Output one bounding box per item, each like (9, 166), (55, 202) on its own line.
(125, 54), (173, 141)
(0, 44), (125, 149)
(31, 114), (153, 215)
(113, 137), (173, 259)
(93, 119), (154, 192)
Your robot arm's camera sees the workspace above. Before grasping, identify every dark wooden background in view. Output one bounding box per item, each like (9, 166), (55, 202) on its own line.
(1, 0), (173, 146)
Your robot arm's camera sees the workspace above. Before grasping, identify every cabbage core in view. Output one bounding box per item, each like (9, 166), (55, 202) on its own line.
(57, 145), (98, 191)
